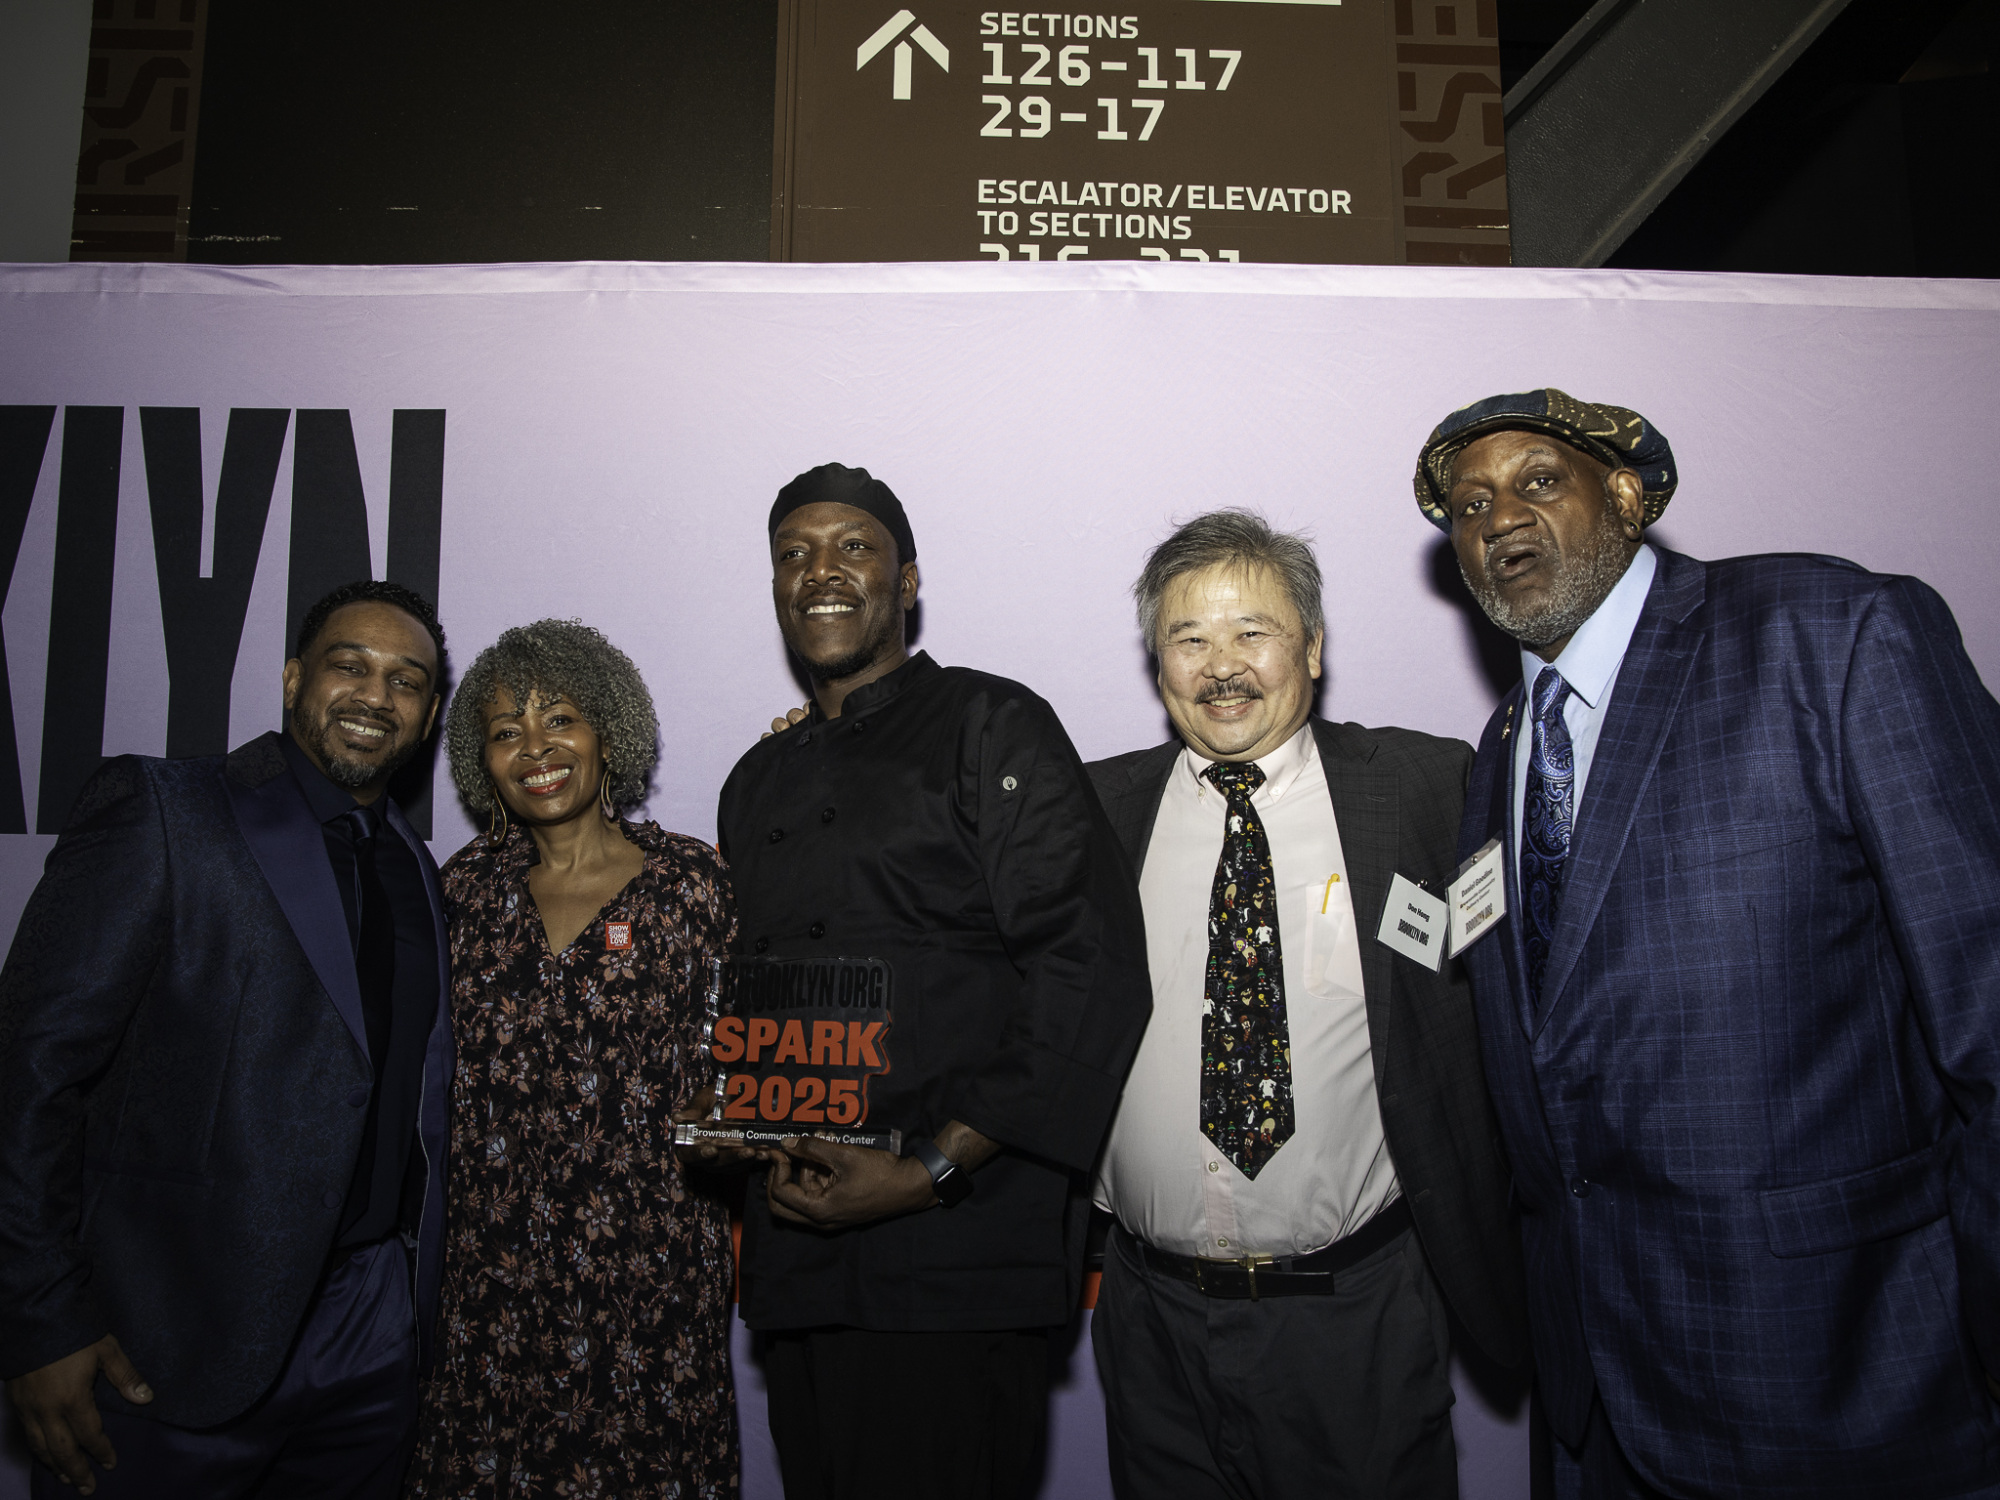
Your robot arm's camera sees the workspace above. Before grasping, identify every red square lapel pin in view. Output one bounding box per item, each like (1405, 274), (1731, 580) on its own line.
(605, 921), (634, 951)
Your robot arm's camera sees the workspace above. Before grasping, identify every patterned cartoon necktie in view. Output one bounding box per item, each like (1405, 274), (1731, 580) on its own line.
(1522, 666), (1576, 1005)
(1200, 761), (1295, 1179)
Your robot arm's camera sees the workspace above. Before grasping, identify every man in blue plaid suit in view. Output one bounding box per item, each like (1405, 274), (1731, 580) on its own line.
(1415, 389), (2000, 1499)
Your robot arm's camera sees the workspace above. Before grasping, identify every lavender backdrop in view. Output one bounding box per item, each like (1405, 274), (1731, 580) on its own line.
(2, 258), (1998, 1497)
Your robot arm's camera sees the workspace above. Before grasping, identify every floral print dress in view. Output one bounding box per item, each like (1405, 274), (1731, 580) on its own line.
(407, 820), (739, 1499)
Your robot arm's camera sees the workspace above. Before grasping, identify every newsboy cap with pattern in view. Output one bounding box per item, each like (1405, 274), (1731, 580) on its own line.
(1413, 388), (1677, 531)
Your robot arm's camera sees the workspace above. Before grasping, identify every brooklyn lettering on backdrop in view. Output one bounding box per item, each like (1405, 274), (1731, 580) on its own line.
(0, 406), (445, 838)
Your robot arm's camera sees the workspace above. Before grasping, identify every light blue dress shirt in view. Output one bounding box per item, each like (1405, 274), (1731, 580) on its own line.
(1511, 544), (1658, 874)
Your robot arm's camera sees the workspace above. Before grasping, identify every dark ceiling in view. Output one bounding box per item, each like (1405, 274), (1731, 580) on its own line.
(1607, 0), (1998, 277)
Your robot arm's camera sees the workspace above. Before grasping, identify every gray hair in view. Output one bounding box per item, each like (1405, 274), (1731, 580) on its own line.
(1134, 509), (1324, 649)
(445, 618), (659, 817)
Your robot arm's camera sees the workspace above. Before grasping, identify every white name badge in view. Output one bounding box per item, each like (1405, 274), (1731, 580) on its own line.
(1376, 873), (1448, 972)
(1447, 838), (1508, 958)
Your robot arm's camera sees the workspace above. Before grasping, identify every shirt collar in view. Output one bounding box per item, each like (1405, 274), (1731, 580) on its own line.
(809, 650), (938, 725)
(1519, 543), (1657, 709)
(278, 728), (370, 824)
(1176, 718), (1317, 801)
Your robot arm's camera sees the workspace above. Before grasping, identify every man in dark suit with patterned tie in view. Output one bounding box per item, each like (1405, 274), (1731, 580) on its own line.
(1085, 510), (1526, 1499)
(0, 581), (453, 1498)
(1419, 389), (2000, 1498)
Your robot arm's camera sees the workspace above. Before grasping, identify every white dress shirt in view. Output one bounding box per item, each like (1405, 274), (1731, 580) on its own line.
(1094, 722), (1397, 1258)
(1511, 544), (1657, 864)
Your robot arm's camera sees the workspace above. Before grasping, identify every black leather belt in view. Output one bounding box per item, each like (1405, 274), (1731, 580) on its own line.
(1135, 1199), (1413, 1300)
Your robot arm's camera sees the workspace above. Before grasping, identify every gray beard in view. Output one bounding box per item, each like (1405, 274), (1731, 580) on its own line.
(1460, 506), (1635, 651)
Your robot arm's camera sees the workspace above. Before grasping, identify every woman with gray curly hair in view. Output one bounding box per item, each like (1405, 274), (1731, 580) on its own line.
(406, 619), (740, 1500)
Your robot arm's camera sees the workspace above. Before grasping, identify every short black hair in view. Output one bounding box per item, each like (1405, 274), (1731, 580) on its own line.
(293, 580), (448, 685)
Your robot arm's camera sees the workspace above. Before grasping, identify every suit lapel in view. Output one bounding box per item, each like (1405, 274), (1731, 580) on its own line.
(1311, 719), (1400, 1063)
(226, 732), (368, 1061)
(1469, 686), (1534, 1035)
(1534, 550), (1708, 1033)
(1101, 742), (1180, 874)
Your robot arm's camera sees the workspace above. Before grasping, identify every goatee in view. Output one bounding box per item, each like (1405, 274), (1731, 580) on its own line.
(299, 709), (419, 789)
(797, 611), (901, 684)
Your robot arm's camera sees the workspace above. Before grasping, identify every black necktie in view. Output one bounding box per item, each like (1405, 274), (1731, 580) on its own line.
(341, 805), (396, 1073)
(1200, 761), (1296, 1179)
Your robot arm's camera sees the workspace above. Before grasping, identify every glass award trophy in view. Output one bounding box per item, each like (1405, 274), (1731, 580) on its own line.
(673, 953), (901, 1153)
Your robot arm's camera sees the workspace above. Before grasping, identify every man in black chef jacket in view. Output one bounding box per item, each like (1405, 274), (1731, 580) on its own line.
(714, 463), (1151, 1500)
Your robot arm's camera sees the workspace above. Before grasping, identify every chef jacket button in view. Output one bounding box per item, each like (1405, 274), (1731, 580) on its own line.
(1206, 1160), (1219, 1173)
(808, 921), (826, 939)
(322, 1190), (342, 1210)
(821, 807), (836, 823)
(754, 937), (770, 953)
(346, 1088), (368, 1108)
(1002, 776), (1017, 792)
(1570, 1177), (1592, 1198)
(768, 828), (785, 843)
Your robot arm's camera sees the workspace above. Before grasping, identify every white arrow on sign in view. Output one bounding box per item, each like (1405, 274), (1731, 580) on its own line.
(857, 9), (949, 100)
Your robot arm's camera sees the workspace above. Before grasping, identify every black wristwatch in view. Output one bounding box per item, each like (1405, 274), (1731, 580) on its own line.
(909, 1137), (975, 1208)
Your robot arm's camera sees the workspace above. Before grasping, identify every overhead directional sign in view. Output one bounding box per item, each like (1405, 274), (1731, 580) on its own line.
(770, 0), (1512, 265)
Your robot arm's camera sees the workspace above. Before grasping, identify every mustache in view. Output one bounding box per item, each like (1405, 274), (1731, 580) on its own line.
(1483, 535), (1551, 565)
(1195, 677), (1263, 705)
(324, 704), (398, 730)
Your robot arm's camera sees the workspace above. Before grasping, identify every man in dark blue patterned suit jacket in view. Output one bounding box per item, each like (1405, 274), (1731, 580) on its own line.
(1416, 389), (2000, 1499)
(0, 582), (453, 1499)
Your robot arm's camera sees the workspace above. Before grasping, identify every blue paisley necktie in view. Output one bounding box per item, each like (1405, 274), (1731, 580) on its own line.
(1522, 666), (1575, 1005)
(1200, 761), (1295, 1178)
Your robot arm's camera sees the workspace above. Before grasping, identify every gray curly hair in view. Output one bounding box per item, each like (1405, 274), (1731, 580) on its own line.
(445, 619), (659, 817)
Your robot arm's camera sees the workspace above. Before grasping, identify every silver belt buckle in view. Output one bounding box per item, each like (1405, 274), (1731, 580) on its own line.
(1195, 1252), (1273, 1300)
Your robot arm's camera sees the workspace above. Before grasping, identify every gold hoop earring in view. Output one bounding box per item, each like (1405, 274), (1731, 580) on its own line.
(486, 787), (510, 846)
(599, 765), (616, 820)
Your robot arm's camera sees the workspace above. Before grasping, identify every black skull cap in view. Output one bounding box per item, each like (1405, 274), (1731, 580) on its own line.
(768, 463), (916, 565)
